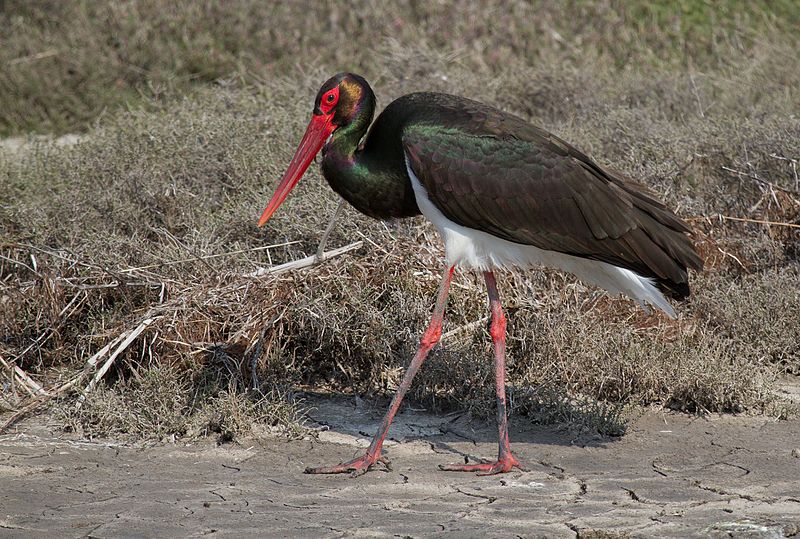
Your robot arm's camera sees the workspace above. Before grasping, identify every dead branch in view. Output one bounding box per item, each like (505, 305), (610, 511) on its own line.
(8, 49), (60, 65)
(0, 315), (162, 433)
(245, 241), (363, 277)
(689, 214), (800, 229)
(77, 317), (158, 405)
(441, 317), (490, 342)
(118, 240), (301, 274)
(0, 354), (48, 398)
(721, 165), (800, 196)
(0, 398), (48, 433)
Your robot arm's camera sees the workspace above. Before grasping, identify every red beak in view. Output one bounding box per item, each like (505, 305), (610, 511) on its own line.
(258, 114), (336, 227)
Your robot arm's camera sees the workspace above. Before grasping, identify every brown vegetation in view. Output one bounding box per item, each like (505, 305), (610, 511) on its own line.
(1, 1), (798, 440)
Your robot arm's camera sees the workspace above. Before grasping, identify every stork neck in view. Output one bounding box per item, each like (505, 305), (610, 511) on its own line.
(325, 122), (368, 164)
(321, 82), (374, 175)
(321, 92), (420, 219)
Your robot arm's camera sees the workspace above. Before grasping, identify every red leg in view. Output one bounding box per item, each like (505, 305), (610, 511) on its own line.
(440, 271), (524, 475)
(305, 265), (456, 476)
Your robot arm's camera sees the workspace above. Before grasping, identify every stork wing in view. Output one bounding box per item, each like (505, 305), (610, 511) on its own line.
(402, 124), (702, 289)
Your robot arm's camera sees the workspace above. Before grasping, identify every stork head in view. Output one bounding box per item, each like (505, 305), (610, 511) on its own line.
(257, 73), (373, 226)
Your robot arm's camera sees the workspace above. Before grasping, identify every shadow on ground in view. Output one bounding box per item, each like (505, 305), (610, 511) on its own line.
(300, 392), (612, 466)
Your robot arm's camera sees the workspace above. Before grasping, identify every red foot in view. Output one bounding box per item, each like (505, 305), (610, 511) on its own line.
(304, 452), (391, 477)
(439, 454), (525, 475)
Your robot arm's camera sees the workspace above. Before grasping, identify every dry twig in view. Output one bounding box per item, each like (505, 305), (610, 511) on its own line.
(77, 317), (158, 405)
(246, 241), (363, 277)
(118, 240), (301, 274)
(690, 214), (800, 230)
(0, 316), (160, 431)
(0, 354), (48, 398)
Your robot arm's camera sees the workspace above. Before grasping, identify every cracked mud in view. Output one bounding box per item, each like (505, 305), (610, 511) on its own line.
(1, 397), (799, 538)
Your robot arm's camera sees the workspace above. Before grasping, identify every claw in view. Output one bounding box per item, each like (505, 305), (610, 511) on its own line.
(439, 454), (524, 475)
(304, 452), (391, 476)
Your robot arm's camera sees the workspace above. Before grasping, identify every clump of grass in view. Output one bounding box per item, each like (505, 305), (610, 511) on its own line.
(691, 269), (800, 375)
(55, 363), (306, 442)
(56, 366), (192, 440)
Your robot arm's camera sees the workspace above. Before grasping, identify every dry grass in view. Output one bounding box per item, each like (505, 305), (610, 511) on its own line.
(1, 1), (799, 441)
(2, 0), (798, 136)
(54, 365), (306, 442)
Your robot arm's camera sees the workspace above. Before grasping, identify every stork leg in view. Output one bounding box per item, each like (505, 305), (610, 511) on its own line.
(440, 271), (523, 475)
(305, 265), (455, 476)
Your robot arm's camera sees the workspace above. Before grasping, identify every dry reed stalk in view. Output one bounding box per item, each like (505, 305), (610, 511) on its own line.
(77, 317), (158, 405)
(245, 241), (363, 277)
(0, 316), (160, 432)
(690, 215), (800, 229)
(0, 354), (48, 397)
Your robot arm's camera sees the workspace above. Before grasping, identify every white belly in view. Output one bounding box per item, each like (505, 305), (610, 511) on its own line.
(405, 159), (676, 318)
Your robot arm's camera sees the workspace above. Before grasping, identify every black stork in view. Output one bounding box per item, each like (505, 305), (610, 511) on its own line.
(258, 73), (703, 476)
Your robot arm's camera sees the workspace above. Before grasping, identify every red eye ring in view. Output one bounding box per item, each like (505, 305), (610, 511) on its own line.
(319, 87), (340, 113)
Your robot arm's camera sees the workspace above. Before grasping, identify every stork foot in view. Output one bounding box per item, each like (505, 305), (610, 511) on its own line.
(304, 452), (391, 477)
(439, 454), (525, 475)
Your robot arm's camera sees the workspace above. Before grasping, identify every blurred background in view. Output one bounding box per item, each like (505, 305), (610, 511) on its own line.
(1, 1), (798, 440)
(2, 1), (799, 135)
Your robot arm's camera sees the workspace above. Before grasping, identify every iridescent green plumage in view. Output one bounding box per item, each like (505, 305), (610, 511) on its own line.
(320, 74), (419, 219)
(317, 73), (702, 297)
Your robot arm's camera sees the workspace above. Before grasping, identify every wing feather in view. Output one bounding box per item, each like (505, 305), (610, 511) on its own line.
(402, 125), (702, 293)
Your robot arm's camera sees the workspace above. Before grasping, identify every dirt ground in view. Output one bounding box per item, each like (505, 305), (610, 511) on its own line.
(2, 393), (799, 539)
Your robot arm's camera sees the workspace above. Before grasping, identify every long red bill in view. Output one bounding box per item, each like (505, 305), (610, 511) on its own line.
(258, 114), (336, 227)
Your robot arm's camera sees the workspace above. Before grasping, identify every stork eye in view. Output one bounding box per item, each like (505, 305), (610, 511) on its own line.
(319, 87), (339, 112)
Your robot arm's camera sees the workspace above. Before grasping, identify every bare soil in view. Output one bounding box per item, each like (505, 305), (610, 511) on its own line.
(2, 395), (799, 538)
